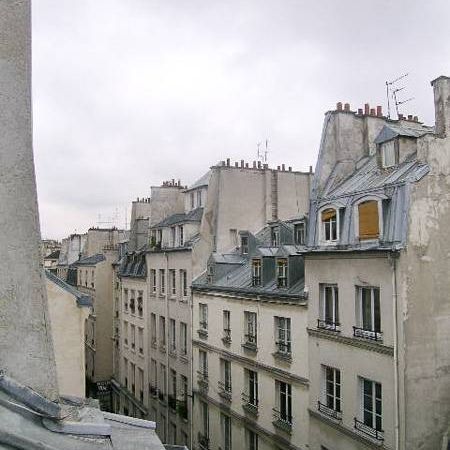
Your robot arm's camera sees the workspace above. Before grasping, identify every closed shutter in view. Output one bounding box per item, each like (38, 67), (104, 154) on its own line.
(358, 201), (379, 239)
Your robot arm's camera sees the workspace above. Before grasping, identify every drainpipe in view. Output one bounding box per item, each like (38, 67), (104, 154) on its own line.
(164, 251), (169, 443)
(390, 252), (400, 450)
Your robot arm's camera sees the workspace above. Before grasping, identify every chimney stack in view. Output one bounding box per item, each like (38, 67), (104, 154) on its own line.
(336, 102), (343, 111)
(364, 103), (370, 115)
(398, 113), (404, 120)
(282, 164), (285, 171)
(357, 108), (363, 115)
(376, 106), (382, 117)
(408, 114), (413, 121)
(431, 76), (450, 137)
(370, 108), (376, 116)
(253, 161), (256, 168)
(226, 158), (230, 166)
(344, 103), (350, 112)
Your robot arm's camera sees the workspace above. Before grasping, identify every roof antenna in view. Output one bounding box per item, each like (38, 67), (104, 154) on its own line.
(385, 73), (414, 119)
(257, 139), (269, 163)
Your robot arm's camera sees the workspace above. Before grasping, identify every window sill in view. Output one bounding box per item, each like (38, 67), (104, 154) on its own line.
(218, 390), (232, 402)
(272, 351), (292, 363)
(317, 401), (342, 421)
(222, 336), (232, 346)
(272, 418), (292, 434)
(242, 402), (258, 416)
(197, 329), (208, 339)
(180, 297), (188, 303)
(241, 342), (258, 353)
(169, 295), (177, 301)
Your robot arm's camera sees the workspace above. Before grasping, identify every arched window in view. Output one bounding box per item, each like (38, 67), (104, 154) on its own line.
(321, 208), (338, 242)
(358, 200), (379, 240)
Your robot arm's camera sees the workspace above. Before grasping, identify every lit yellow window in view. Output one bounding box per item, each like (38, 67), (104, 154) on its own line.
(358, 201), (379, 240)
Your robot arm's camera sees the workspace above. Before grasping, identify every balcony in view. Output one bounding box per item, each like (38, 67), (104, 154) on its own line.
(354, 418), (384, 442)
(242, 334), (257, 352)
(318, 401), (342, 420)
(151, 337), (157, 349)
(198, 433), (209, 450)
(353, 326), (383, 342)
(159, 342), (166, 354)
(241, 392), (258, 416)
(317, 319), (340, 332)
(273, 341), (292, 361)
(218, 381), (232, 402)
(272, 408), (292, 433)
(197, 371), (209, 391)
(197, 322), (208, 338)
(222, 328), (231, 345)
(177, 399), (188, 420)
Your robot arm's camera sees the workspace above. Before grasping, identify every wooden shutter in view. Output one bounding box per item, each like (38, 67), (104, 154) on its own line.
(321, 209), (336, 221)
(358, 201), (379, 239)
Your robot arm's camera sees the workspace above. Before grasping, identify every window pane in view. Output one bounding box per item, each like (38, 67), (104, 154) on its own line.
(361, 289), (372, 329)
(374, 289), (381, 332)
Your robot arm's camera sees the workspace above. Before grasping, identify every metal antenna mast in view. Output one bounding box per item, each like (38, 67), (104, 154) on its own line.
(385, 73), (414, 119)
(256, 139), (269, 163)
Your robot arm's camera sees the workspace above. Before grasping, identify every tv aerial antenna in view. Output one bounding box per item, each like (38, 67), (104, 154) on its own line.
(385, 73), (414, 119)
(257, 139), (269, 163)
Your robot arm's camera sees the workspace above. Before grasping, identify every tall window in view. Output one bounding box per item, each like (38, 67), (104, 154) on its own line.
(246, 429), (258, 450)
(159, 269), (165, 295)
(220, 413), (232, 450)
(199, 400), (209, 443)
(170, 269), (176, 295)
(180, 322), (187, 356)
(319, 366), (341, 418)
(123, 357), (128, 387)
(244, 369), (258, 407)
(275, 380), (292, 425)
(150, 358), (157, 393)
(271, 226), (280, 246)
(123, 321), (128, 346)
(179, 225), (184, 246)
(130, 324), (136, 350)
(294, 222), (306, 245)
(223, 310), (231, 341)
(137, 290), (143, 317)
(199, 303), (208, 331)
(319, 284), (339, 330)
(180, 270), (188, 297)
(276, 259), (288, 288)
(359, 378), (382, 435)
(358, 200), (380, 240)
(380, 140), (397, 168)
(130, 290), (136, 314)
(169, 318), (176, 353)
(123, 288), (129, 311)
(171, 227), (176, 246)
(321, 208), (338, 242)
(160, 363), (167, 398)
(355, 286), (381, 340)
(190, 192), (195, 210)
(220, 359), (232, 395)
(241, 235), (249, 254)
(138, 327), (144, 354)
(199, 350), (208, 378)
(150, 313), (156, 346)
(150, 270), (156, 294)
(244, 311), (257, 346)
(159, 316), (166, 349)
(275, 317), (291, 355)
(138, 368), (144, 402)
(251, 259), (261, 286)
(197, 190), (202, 207)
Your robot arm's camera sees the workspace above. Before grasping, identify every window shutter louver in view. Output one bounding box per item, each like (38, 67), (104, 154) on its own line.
(358, 201), (379, 239)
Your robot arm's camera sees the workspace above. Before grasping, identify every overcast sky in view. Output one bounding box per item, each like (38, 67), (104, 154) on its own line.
(32, 0), (450, 240)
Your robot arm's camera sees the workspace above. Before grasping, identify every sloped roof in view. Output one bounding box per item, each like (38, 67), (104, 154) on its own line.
(45, 250), (60, 260)
(45, 270), (92, 307)
(0, 373), (164, 450)
(185, 171), (211, 192)
(153, 207), (203, 228)
(73, 254), (105, 266)
(374, 123), (432, 144)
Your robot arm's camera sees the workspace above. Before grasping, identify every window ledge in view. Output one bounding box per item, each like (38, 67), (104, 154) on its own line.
(241, 342), (258, 353)
(242, 402), (259, 416)
(272, 419), (292, 434)
(272, 351), (292, 363)
(222, 336), (232, 346)
(197, 329), (208, 339)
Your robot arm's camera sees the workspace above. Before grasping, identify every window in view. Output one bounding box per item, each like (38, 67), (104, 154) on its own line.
(138, 368), (144, 402)
(357, 378), (383, 438)
(159, 316), (166, 350)
(275, 380), (292, 425)
(321, 208), (338, 242)
(169, 318), (176, 353)
(171, 227), (176, 246)
(221, 413), (232, 450)
(180, 270), (188, 298)
(190, 192), (195, 210)
(319, 284), (339, 330)
(244, 311), (257, 347)
(199, 303), (208, 332)
(150, 313), (157, 347)
(150, 270), (156, 294)
(130, 362), (135, 394)
(169, 421), (177, 445)
(294, 222), (305, 245)
(199, 400), (209, 444)
(223, 310), (231, 342)
(180, 322), (187, 356)
(355, 287), (381, 340)
(219, 359), (232, 395)
(170, 269), (176, 296)
(380, 140), (397, 168)
(244, 369), (258, 407)
(246, 429), (258, 450)
(160, 363), (167, 399)
(130, 324), (135, 350)
(91, 269), (95, 287)
(159, 413), (166, 442)
(159, 269), (165, 295)
(251, 259), (261, 286)
(123, 321), (128, 346)
(150, 359), (157, 395)
(241, 235), (249, 254)
(197, 190), (202, 207)
(123, 289), (129, 312)
(123, 357), (128, 387)
(271, 226), (280, 246)
(199, 350), (208, 378)
(157, 229), (162, 245)
(179, 375), (188, 419)
(138, 327), (144, 354)
(276, 259), (288, 288)
(319, 366), (341, 419)
(358, 200), (380, 240)
(137, 291), (143, 317)
(179, 225), (184, 246)
(275, 317), (291, 355)
(206, 264), (214, 283)
(130, 290), (136, 314)
(169, 369), (177, 410)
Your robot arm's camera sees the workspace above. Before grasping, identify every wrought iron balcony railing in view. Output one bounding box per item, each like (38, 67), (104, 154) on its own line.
(353, 326), (383, 341)
(354, 417), (384, 441)
(317, 401), (342, 420)
(317, 319), (340, 331)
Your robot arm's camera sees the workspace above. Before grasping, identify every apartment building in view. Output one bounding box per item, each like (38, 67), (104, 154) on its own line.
(57, 233), (87, 280)
(191, 219), (309, 450)
(305, 77), (450, 450)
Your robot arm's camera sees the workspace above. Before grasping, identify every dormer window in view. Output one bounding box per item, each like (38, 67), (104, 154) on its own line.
(321, 208), (338, 242)
(380, 140), (398, 168)
(197, 190), (202, 207)
(241, 236), (249, 255)
(251, 259), (261, 286)
(207, 264), (214, 284)
(276, 259), (288, 288)
(358, 200), (380, 240)
(294, 222), (305, 245)
(271, 226), (280, 247)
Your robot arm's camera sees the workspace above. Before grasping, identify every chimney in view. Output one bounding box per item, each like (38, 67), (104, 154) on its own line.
(226, 158), (230, 166)
(245, 162), (249, 168)
(344, 103), (350, 112)
(288, 166), (292, 171)
(257, 161), (261, 169)
(398, 113), (404, 120)
(431, 76), (450, 137)
(282, 164), (285, 171)
(336, 102), (343, 111)
(370, 108), (376, 116)
(364, 103), (370, 115)
(357, 108), (363, 115)
(376, 106), (382, 117)
(240, 159), (244, 168)
(234, 162), (238, 167)
(253, 161), (256, 168)
(309, 165), (313, 173)
(413, 116), (419, 122)
(407, 114), (413, 121)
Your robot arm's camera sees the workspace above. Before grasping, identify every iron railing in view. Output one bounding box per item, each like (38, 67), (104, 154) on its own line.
(317, 319), (340, 331)
(318, 401), (342, 420)
(353, 326), (383, 341)
(354, 417), (384, 441)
